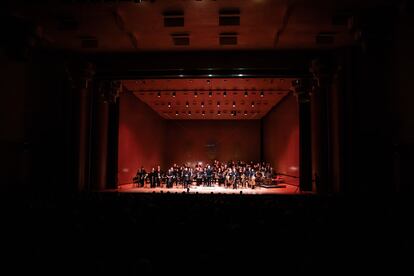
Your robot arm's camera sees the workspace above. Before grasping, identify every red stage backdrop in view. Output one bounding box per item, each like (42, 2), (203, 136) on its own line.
(118, 93), (166, 184)
(164, 120), (261, 168)
(263, 94), (299, 177)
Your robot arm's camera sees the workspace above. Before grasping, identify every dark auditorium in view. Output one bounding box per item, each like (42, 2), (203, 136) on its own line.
(1, 0), (413, 274)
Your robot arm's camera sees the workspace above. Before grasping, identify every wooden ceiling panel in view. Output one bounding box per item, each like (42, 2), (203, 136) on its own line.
(123, 78), (295, 120)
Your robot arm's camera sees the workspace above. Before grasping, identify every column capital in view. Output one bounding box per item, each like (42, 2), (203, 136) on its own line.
(292, 78), (313, 103)
(97, 80), (121, 104)
(80, 62), (96, 90)
(310, 58), (334, 89)
(66, 61), (96, 91)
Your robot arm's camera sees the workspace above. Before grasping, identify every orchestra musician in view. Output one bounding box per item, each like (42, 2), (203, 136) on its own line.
(149, 168), (157, 188)
(133, 166), (147, 188)
(250, 171), (256, 189)
(156, 165), (162, 187)
(166, 167), (174, 188)
(183, 167), (192, 189)
(205, 165), (213, 187)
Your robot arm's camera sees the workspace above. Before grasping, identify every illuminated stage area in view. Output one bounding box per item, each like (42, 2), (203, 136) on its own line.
(119, 184), (299, 194)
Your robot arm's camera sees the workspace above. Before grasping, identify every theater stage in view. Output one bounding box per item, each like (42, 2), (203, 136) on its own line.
(117, 184), (300, 194)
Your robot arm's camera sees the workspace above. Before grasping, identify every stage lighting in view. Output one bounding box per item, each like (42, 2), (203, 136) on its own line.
(244, 90), (248, 97)
(209, 90), (212, 97)
(251, 101), (255, 107)
(201, 102), (204, 108)
(186, 101), (189, 108)
(188, 111), (191, 116)
(231, 111), (234, 116)
(202, 110), (205, 116)
(223, 91), (227, 97)
(157, 92), (161, 98)
(232, 101), (236, 107)
(168, 102), (171, 108)
(244, 110), (247, 115)
(218, 110), (221, 116)
(172, 91), (176, 97)
(217, 101), (220, 107)
(175, 111), (179, 116)
(260, 90), (264, 97)
(194, 91), (198, 97)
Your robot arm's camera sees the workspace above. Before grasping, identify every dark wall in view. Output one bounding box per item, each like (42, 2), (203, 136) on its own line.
(338, 44), (394, 194)
(338, 7), (414, 194)
(0, 49), (26, 188)
(0, 49), (75, 195)
(392, 8), (414, 192)
(118, 92), (166, 184)
(165, 120), (261, 167)
(263, 94), (299, 177)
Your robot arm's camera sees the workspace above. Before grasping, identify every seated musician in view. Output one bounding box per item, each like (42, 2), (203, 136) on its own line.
(132, 168), (140, 187)
(255, 171), (263, 187)
(250, 172), (256, 189)
(133, 166), (146, 187)
(225, 168), (231, 188)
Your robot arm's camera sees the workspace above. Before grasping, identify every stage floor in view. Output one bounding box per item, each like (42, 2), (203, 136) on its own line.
(118, 184), (300, 194)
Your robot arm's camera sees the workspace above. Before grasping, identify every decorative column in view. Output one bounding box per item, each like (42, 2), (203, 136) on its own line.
(293, 79), (313, 192)
(76, 62), (95, 192)
(310, 58), (333, 194)
(91, 80), (120, 191)
(106, 81), (121, 190)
